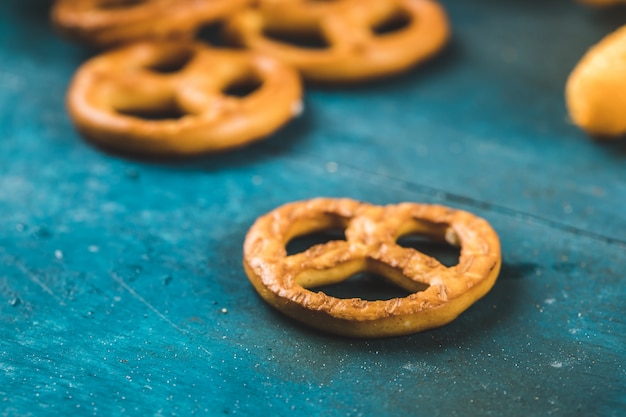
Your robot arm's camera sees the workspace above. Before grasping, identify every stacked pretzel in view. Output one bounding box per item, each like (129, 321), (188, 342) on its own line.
(53, 0), (450, 156)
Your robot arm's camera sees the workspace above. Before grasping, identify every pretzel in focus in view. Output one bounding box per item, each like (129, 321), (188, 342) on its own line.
(566, 25), (626, 139)
(67, 41), (303, 156)
(52, 0), (251, 48)
(243, 198), (501, 338)
(224, 0), (450, 83)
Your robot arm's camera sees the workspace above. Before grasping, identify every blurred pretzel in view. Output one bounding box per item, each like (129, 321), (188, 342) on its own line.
(224, 0), (450, 83)
(566, 25), (626, 138)
(52, 0), (251, 48)
(254, 0), (395, 30)
(67, 41), (303, 156)
(243, 198), (501, 338)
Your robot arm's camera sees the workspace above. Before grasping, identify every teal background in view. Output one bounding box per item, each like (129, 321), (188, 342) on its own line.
(1, 1), (625, 416)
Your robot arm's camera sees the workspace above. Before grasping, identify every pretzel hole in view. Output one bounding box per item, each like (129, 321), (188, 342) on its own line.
(286, 229), (346, 255)
(263, 26), (330, 49)
(147, 49), (195, 74)
(372, 9), (412, 36)
(197, 21), (228, 46)
(397, 234), (460, 267)
(222, 75), (263, 98)
(309, 271), (414, 301)
(97, 0), (147, 10)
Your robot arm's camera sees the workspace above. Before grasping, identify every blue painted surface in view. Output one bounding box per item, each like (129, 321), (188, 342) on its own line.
(1, 0), (625, 416)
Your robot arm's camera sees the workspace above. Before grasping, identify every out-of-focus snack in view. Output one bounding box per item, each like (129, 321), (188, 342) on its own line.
(224, 0), (449, 83)
(566, 25), (626, 138)
(52, 0), (251, 48)
(578, 0), (626, 6)
(67, 41), (303, 156)
(252, 0), (395, 28)
(243, 198), (501, 338)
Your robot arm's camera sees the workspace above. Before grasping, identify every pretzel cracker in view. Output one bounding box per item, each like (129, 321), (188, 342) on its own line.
(243, 198), (501, 338)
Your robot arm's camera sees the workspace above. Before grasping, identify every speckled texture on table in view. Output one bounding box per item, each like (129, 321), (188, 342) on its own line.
(1, 0), (625, 416)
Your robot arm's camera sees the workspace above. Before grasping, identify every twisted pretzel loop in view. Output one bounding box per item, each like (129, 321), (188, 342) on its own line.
(243, 198), (501, 338)
(253, 0), (395, 30)
(224, 0), (449, 82)
(52, 0), (251, 47)
(67, 41), (303, 156)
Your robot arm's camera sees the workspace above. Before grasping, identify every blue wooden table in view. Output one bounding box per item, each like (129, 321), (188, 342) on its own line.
(1, 1), (625, 416)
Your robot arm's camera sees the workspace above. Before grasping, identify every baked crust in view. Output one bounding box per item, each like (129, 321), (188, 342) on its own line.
(224, 0), (450, 83)
(52, 0), (251, 48)
(66, 41), (303, 156)
(243, 198), (502, 338)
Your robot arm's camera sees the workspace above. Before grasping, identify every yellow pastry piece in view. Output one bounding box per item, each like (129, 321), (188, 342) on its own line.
(566, 25), (626, 138)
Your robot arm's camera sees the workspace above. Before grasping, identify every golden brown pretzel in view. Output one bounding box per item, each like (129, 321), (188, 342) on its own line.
(224, 0), (450, 83)
(67, 41), (303, 156)
(253, 0), (395, 30)
(566, 25), (626, 139)
(52, 0), (251, 48)
(243, 198), (501, 338)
